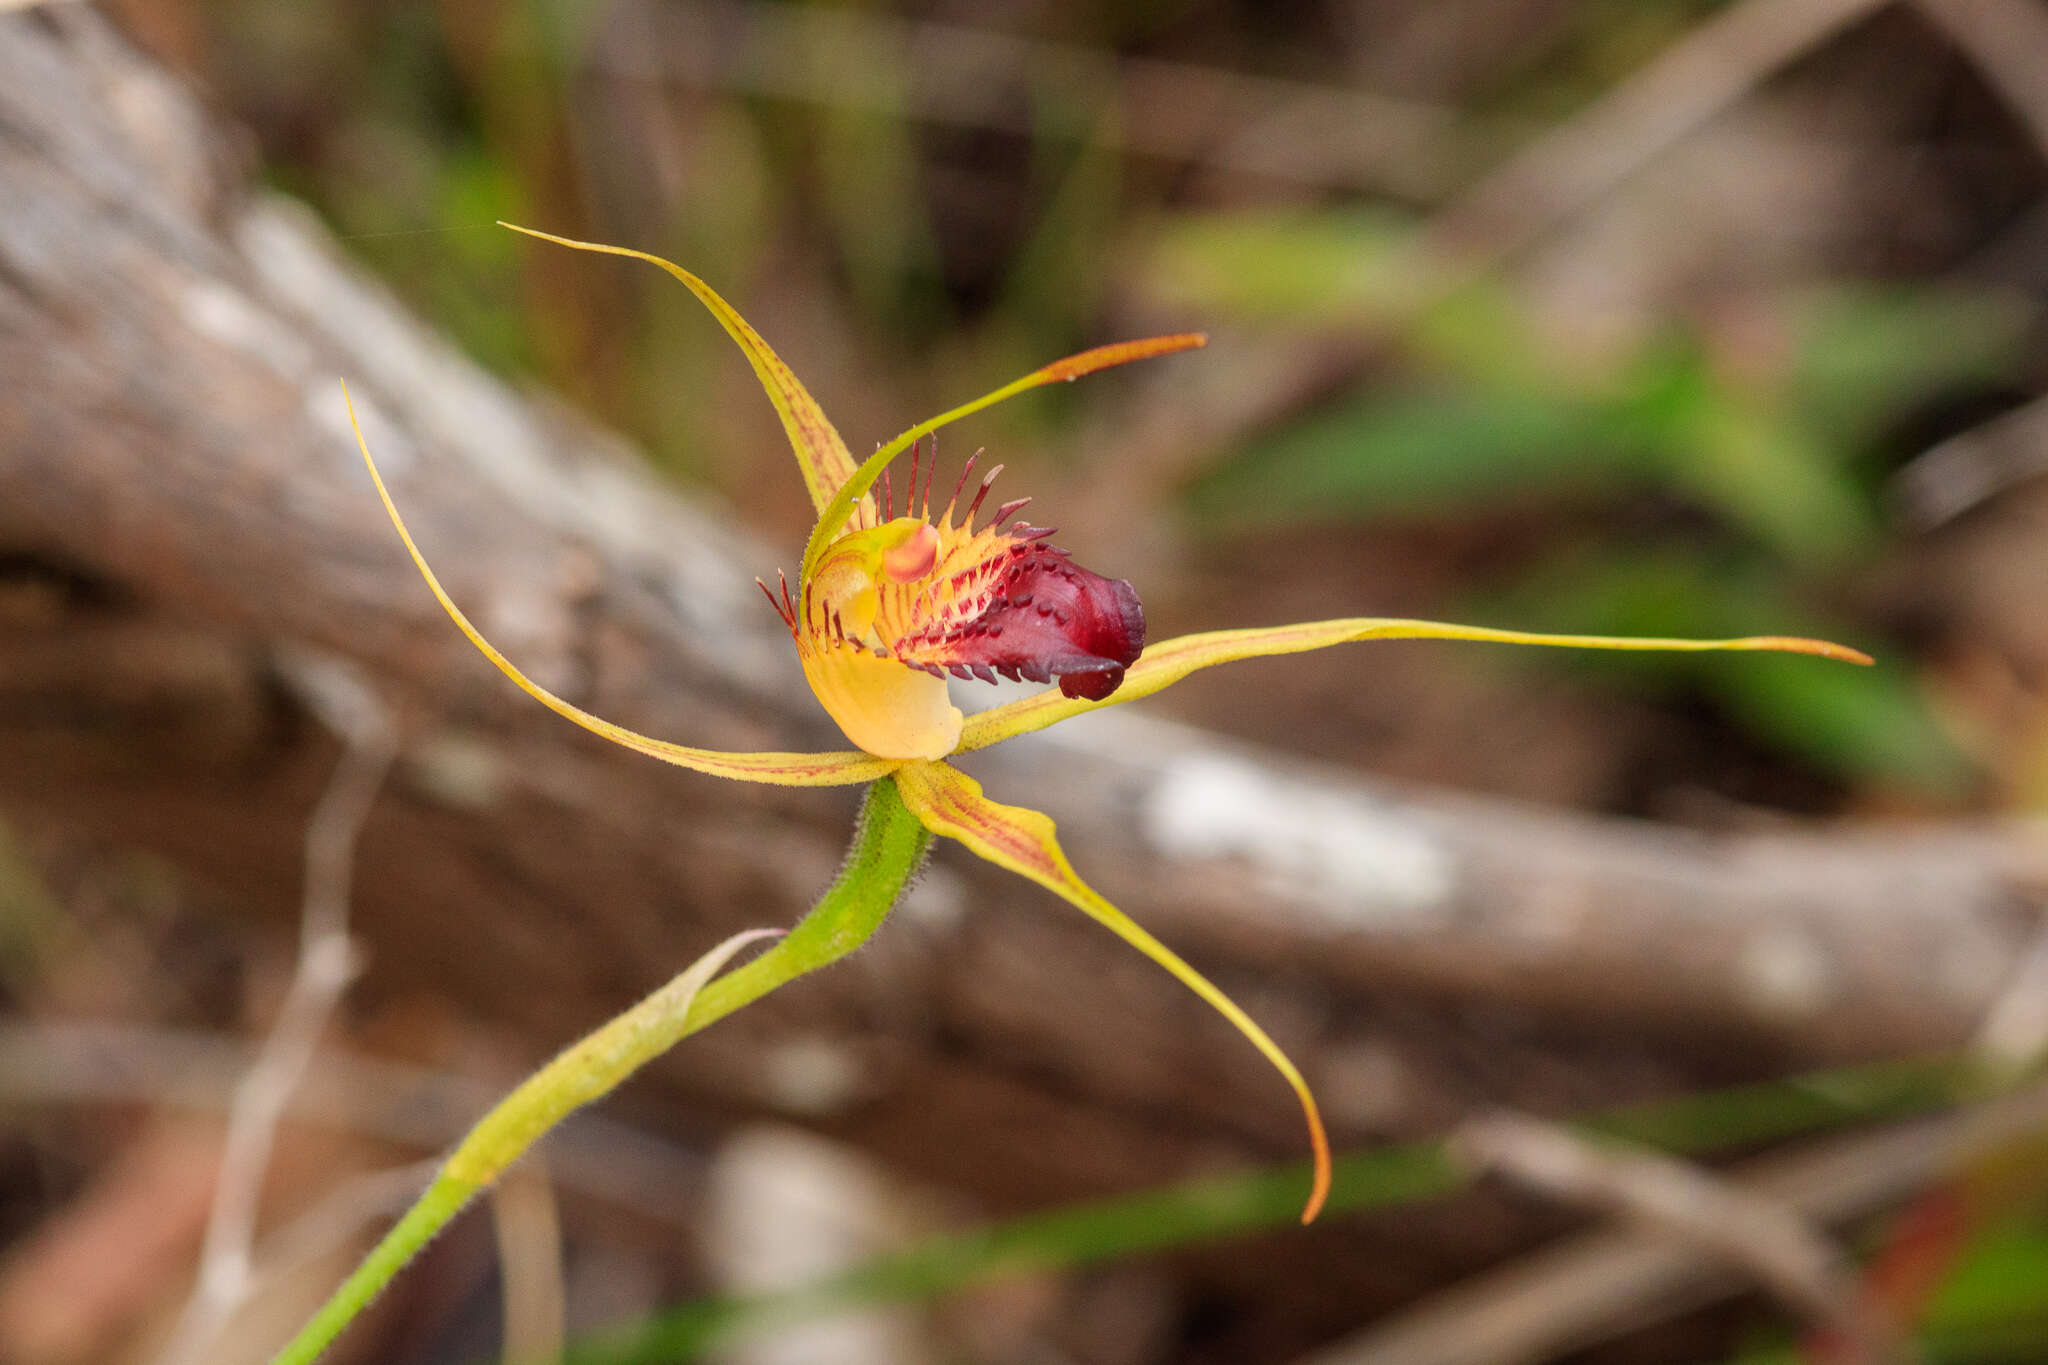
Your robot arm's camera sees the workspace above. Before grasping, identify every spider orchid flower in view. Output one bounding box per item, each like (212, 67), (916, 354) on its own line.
(347, 224), (1873, 1225)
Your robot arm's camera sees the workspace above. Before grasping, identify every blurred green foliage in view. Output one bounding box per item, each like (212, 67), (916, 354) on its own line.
(213, 8), (2030, 803)
(0, 824), (63, 1001)
(1918, 1225), (2048, 1362)
(157, 1), (2048, 1355)
(1150, 210), (2033, 794)
(567, 1051), (1977, 1363)
(1727, 1221), (2048, 1363)
(1158, 215), (2027, 544)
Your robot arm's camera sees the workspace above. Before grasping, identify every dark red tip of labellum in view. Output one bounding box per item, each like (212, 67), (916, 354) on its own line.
(942, 541), (1145, 701)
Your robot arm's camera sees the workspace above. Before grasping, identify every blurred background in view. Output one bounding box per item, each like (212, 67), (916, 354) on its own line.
(113, 0), (2048, 811)
(4, 0), (2048, 1361)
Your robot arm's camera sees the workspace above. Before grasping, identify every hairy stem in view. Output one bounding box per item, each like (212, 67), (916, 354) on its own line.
(271, 777), (932, 1365)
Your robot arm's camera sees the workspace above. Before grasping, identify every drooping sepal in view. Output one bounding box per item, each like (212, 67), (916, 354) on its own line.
(892, 759), (1331, 1224)
(802, 333), (1207, 577)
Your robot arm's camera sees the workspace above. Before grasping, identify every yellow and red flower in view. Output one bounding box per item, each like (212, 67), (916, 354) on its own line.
(349, 225), (1872, 1224)
(782, 435), (1150, 758)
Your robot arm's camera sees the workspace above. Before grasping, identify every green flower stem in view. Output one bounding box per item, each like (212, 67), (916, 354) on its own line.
(675, 775), (932, 1033)
(271, 776), (932, 1365)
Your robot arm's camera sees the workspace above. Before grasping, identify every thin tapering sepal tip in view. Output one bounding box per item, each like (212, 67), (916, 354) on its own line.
(495, 224), (864, 519)
(893, 760), (1332, 1225)
(801, 331), (1210, 576)
(1736, 636), (1874, 666)
(1303, 1121), (1331, 1225)
(956, 617), (1876, 753)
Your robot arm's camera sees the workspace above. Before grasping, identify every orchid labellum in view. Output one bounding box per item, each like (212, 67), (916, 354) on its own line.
(780, 436), (1147, 759)
(348, 224), (1872, 1225)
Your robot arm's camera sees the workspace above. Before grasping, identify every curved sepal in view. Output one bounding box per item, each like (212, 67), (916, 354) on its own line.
(345, 383), (895, 788)
(499, 223), (864, 522)
(893, 759), (1331, 1224)
(958, 617), (1874, 753)
(802, 333), (1207, 577)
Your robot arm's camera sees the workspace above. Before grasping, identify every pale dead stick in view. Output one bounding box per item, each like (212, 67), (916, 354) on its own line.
(1891, 391), (2048, 529)
(0, 1019), (708, 1214)
(154, 650), (396, 1365)
(1449, 1114), (1889, 1362)
(1422, 0), (1895, 273)
(1294, 1076), (2048, 1365)
(1882, 0), (2048, 524)
(241, 1159), (445, 1296)
(1071, 0), (1899, 523)
(494, 1160), (567, 1365)
(1973, 898), (2048, 1078)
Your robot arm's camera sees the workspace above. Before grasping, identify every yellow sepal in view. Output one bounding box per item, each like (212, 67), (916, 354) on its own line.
(345, 382), (894, 787)
(959, 617), (1874, 753)
(893, 759), (1331, 1224)
(499, 223), (865, 524)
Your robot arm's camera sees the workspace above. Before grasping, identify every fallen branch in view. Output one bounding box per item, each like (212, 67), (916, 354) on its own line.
(155, 654), (393, 1365)
(1297, 1076), (2048, 1365)
(1452, 1113), (1884, 1360)
(1, 5), (2042, 1226)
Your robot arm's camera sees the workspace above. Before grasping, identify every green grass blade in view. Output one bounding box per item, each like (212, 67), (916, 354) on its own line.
(569, 1053), (1970, 1363)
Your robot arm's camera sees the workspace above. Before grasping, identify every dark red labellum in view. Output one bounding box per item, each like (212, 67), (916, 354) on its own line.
(953, 542), (1144, 701)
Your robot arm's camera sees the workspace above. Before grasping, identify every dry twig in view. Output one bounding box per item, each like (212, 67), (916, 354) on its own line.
(1423, 0), (1892, 269)
(1973, 910), (2048, 1076)
(592, 0), (1469, 198)
(1295, 1078), (2048, 1365)
(241, 1159), (445, 1294)
(1452, 1114), (1885, 1361)
(1892, 393), (2048, 528)
(1887, 0), (2048, 529)
(1070, 0), (1895, 529)
(493, 1160), (568, 1365)
(154, 652), (395, 1365)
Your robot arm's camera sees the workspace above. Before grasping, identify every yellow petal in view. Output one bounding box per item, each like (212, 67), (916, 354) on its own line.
(958, 617), (1874, 753)
(893, 759), (1331, 1224)
(800, 643), (962, 761)
(498, 224), (864, 523)
(802, 333), (1208, 578)
(345, 382), (894, 787)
